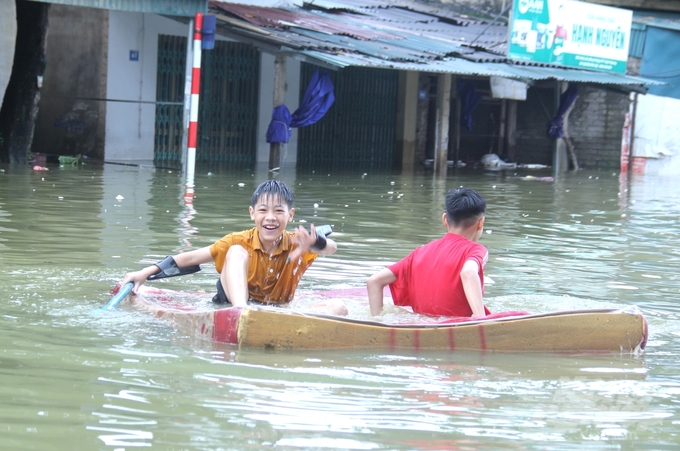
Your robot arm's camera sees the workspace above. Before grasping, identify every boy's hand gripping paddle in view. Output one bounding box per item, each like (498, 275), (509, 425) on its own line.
(100, 282), (133, 311)
(103, 256), (201, 310)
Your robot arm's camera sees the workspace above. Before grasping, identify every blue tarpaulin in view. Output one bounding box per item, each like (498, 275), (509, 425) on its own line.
(458, 81), (482, 132)
(266, 69), (335, 143)
(547, 83), (578, 139)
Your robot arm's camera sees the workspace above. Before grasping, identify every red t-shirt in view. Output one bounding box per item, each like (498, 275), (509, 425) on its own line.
(388, 233), (490, 317)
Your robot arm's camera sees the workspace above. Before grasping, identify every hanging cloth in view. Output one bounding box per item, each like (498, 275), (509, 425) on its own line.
(547, 84), (579, 139)
(265, 105), (292, 144)
(458, 81), (482, 132)
(266, 69), (335, 144)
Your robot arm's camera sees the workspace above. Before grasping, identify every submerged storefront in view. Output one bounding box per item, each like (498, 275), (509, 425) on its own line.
(9, 0), (659, 174)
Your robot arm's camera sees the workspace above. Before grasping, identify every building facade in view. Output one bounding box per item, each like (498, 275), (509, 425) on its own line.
(5, 0), (659, 175)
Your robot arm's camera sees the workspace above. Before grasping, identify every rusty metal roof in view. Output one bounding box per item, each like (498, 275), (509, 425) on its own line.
(209, 0), (658, 88)
(28, 0), (206, 15)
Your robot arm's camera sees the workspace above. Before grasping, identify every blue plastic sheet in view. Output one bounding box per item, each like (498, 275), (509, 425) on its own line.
(547, 84), (578, 139)
(458, 81), (482, 132)
(266, 69), (335, 143)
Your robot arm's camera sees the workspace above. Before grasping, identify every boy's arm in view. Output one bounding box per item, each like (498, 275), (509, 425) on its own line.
(460, 259), (485, 318)
(367, 268), (397, 316)
(318, 237), (337, 256)
(121, 247), (213, 294)
(173, 247), (214, 267)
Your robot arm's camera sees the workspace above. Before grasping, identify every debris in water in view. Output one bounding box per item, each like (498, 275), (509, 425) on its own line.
(519, 176), (555, 182)
(116, 195), (124, 200)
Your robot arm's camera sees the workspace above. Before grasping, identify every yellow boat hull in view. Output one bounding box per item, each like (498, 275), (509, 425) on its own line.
(122, 286), (647, 353)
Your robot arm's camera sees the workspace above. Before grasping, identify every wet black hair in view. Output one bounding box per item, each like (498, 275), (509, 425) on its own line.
(251, 180), (294, 209)
(445, 188), (486, 228)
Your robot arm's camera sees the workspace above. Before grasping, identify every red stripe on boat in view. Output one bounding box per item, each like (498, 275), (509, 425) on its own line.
(213, 308), (242, 344)
(413, 329), (420, 351)
(478, 325), (487, 352)
(448, 328), (455, 351)
(389, 328), (396, 350)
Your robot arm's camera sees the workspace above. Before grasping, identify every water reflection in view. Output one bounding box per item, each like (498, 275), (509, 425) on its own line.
(82, 345), (657, 450)
(178, 183), (198, 249)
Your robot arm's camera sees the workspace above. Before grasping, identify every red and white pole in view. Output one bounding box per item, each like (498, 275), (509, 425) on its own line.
(186, 12), (203, 188)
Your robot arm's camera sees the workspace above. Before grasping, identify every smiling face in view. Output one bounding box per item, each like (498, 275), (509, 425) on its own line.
(249, 194), (295, 249)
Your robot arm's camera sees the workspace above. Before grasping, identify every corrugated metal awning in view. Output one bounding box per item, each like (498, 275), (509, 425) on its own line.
(28, 0), (206, 16)
(634, 10), (680, 32)
(297, 50), (659, 86)
(210, 0), (661, 89)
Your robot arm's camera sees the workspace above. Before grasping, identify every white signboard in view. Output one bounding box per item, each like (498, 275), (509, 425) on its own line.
(490, 77), (528, 100)
(508, 0), (632, 73)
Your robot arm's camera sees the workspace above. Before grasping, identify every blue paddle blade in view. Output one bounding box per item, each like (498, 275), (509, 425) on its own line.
(101, 282), (133, 311)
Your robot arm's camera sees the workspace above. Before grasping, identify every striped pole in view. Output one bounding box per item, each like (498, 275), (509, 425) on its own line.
(186, 12), (203, 188)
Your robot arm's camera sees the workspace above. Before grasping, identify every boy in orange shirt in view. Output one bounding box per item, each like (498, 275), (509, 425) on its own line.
(121, 180), (346, 315)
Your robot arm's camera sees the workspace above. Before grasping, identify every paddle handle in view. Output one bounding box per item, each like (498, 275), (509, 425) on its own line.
(102, 282), (133, 310)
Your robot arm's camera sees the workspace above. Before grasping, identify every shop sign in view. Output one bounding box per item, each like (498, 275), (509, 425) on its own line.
(508, 0), (632, 73)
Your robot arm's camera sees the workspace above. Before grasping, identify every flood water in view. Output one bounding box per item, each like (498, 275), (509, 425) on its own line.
(1, 162), (679, 450)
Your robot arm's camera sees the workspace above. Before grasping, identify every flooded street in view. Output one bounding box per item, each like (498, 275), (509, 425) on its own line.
(1, 162), (679, 450)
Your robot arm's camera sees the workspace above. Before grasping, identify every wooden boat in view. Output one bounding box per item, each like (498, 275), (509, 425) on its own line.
(115, 285), (648, 354)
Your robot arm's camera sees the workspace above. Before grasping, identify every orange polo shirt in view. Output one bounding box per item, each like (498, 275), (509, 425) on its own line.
(209, 227), (318, 304)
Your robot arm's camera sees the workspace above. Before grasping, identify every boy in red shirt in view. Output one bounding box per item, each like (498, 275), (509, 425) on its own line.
(367, 188), (490, 318)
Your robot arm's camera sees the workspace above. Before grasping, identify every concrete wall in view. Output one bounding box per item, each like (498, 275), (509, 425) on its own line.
(514, 84), (629, 170)
(34, 5), (108, 159)
(105, 12), (188, 163)
(105, 12), (283, 167)
(569, 86), (629, 170)
(0, 0), (17, 116)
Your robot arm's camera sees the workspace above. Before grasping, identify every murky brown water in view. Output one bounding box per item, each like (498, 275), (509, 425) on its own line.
(1, 162), (678, 450)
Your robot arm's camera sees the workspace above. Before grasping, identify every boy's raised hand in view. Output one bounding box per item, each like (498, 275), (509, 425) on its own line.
(289, 224), (317, 262)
